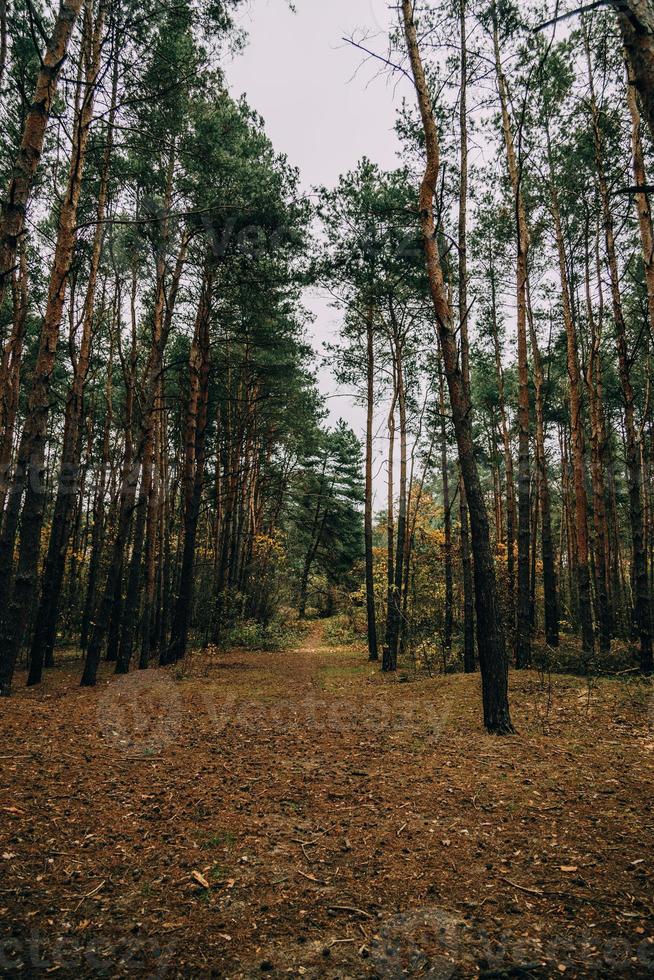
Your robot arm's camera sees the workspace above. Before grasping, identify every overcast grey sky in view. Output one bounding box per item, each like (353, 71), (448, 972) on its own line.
(227, 0), (405, 447)
(228, 0), (401, 188)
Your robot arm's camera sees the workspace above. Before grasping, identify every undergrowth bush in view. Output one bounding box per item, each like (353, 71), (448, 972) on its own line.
(224, 617), (301, 652)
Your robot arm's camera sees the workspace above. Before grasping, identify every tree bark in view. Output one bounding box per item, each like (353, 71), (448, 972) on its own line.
(0, 0), (84, 311)
(439, 365), (453, 658)
(0, 1), (103, 696)
(584, 221), (612, 652)
(548, 134), (595, 659)
(458, 0), (475, 674)
(401, 0), (513, 733)
(616, 0), (654, 144)
(364, 302), (379, 661)
(80, 178), (189, 685)
(166, 258), (213, 663)
(492, 7), (531, 669)
(28, 38), (115, 685)
(527, 291), (559, 647)
(587, 31), (653, 672)
(0, 243), (28, 518)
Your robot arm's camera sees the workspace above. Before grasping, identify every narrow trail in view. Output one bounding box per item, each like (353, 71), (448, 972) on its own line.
(1, 624), (653, 977)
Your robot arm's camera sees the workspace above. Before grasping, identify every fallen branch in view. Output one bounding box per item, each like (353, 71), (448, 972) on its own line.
(328, 904), (373, 919)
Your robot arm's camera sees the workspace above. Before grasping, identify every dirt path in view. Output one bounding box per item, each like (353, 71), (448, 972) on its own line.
(1, 623), (653, 977)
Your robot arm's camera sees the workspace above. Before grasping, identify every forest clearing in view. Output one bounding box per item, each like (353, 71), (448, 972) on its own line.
(1, 621), (653, 978)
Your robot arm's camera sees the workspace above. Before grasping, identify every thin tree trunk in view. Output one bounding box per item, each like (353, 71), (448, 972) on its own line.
(0, 243), (28, 518)
(440, 365), (453, 658)
(383, 367), (398, 672)
(587, 31), (653, 672)
(527, 292), (559, 647)
(364, 302), (378, 661)
(584, 221), (612, 652)
(166, 259), (213, 663)
(458, 0), (475, 674)
(0, 2), (103, 695)
(548, 133), (595, 659)
(0, 0), (84, 310)
(490, 258), (516, 630)
(401, 0), (513, 733)
(28, 41), (115, 684)
(492, 7), (531, 669)
(81, 174), (188, 685)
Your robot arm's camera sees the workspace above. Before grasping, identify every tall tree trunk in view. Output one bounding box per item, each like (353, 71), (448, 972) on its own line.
(28, 45), (115, 685)
(383, 368), (398, 672)
(616, 0), (654, 143)
(81, 172), (188, 685)
(387, 309), (407, 666)
(492, 7), (531, 669)
(458, 0), (475, 674)
(166, 259), (213, 663)
(584, 222), (612, 652)
(587, 31), (653, 672)
(0, 0), (84, 311)
(364, 302), (378, 661)
(440, 365), (453, 658)
(0, 2), (103, 696)
(548, 134), (595, 659)
(489, 258), (516, 631)
(527, 292), (559, 647)
(401, 0), (513, 733)
(140, 380), (163, 669)
(0, 243), (28, 518)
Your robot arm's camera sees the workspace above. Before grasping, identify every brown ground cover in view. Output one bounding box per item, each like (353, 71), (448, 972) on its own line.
(1, 624), (653, 978)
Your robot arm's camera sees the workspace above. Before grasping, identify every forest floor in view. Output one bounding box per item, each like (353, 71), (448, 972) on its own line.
(1, 623), (654, 979)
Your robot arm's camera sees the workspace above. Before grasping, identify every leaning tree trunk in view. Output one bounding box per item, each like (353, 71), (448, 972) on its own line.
(401, 0), (513, 734)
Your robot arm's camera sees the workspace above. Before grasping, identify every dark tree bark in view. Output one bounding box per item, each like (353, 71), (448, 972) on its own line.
(166, 259), (213, 663)
(0, 0), (84, 311)
(401, 0), (514, 734)
(587, 31), (653, 672)
(364, 303), (379, 661)
(548, 133), (595, 660)
(0, 3), (103, 696)
(28, 42), (115, 685)
(527, 292), (559, 647)
(458, 0), (475, 674)
(616, 0), (654, 144)
(492, 7), (531, 668)
(439, 365), (453, 658)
